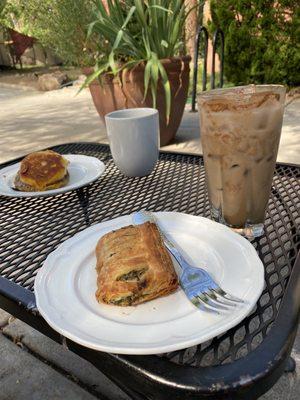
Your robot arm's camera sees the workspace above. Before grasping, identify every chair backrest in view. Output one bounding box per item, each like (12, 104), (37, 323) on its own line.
(191, 26), (225, 112)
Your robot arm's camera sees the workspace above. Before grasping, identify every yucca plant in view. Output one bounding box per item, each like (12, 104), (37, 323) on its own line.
(84, 0), (196, 120)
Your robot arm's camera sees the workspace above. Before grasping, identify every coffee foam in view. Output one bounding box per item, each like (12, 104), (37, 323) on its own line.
(201, 92), (280, 112)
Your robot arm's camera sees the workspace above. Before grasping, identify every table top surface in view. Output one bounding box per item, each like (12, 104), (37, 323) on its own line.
(0, 142), (299, 370)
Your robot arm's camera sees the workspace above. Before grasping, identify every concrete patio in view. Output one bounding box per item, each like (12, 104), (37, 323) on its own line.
(0, 84), (299, 164)
(0, 83), (299, 399)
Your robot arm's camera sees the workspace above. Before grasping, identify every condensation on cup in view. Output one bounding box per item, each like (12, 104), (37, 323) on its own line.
(198, 85), (286, 238)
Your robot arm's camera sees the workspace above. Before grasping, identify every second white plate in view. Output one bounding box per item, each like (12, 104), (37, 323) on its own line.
(35, 212), (264, 355)
(0, 154), (105, 197)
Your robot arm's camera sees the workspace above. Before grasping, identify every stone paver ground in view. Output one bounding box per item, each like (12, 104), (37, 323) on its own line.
(0, 334), (99, 400)
(0, 84), (299, 399)
(0, 310), (129, 400)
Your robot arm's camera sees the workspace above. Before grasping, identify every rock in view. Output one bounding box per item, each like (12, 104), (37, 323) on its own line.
(0, 308), (11, 328)
(20, 47), (35, 65)
(38, 72), (69, 91)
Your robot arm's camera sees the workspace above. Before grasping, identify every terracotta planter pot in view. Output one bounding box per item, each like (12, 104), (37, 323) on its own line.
(84, 56), (191, 146)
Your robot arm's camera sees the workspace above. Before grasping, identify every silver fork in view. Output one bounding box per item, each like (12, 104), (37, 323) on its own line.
(132, 211), (245, 314)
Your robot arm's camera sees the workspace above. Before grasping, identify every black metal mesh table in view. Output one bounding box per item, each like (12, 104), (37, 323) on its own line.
(0, 142), (299, 400)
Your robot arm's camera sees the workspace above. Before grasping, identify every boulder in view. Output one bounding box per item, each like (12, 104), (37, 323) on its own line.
(20, 47), (35, 65)
(38, 72), (68, 91)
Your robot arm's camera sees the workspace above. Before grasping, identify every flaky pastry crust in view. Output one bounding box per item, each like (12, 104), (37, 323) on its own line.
(95, 222), (178, 306)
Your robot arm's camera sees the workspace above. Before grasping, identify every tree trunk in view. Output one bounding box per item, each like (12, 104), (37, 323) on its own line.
(185, 0), (199, 64)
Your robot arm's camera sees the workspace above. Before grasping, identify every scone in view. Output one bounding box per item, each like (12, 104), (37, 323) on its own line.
(14, 150), (69, 192)
(95, 222), (178, 306)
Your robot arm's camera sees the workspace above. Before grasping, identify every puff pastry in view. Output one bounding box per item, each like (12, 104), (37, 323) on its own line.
(95, 222), (178, 306)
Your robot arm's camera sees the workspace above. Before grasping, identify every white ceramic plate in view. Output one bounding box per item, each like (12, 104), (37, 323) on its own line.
(0, 154), (105, 197)
(35, 212), (264, 355)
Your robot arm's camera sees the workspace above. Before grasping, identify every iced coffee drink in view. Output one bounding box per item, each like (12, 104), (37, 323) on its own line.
(198, 85), (286, 237)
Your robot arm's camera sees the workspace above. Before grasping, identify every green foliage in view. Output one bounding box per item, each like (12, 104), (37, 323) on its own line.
(0, 1), (19, 26)
(0, 1), (7, 15)
(0, 0), (194, 117)
(0, 0), (98, 66)
(209, 1), (300, 86)
(86, 0), (194, 120)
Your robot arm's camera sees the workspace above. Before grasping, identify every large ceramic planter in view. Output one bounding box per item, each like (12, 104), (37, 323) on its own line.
(84, 56), (191, 146)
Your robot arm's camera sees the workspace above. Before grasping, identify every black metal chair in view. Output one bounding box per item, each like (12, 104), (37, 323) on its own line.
(0, 143), (299, 400)
(191, 26), (225, 112)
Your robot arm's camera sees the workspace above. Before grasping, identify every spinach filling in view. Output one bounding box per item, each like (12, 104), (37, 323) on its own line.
(117, 267), (148, 282)
(111, 267), (149, 305)
(110, 294), (138, 306)
(109, 290), (154, 306)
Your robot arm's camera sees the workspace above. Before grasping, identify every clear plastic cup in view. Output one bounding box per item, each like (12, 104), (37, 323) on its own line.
(198, 85), (286, 238)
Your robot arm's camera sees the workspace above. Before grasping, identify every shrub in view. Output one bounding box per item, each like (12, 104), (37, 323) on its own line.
(0, 1), (6, 15)
(208, 1), (300, 86)
(0, 0), (98, 66)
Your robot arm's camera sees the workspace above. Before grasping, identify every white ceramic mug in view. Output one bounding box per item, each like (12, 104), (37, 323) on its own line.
(105, 108), (160, 177)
